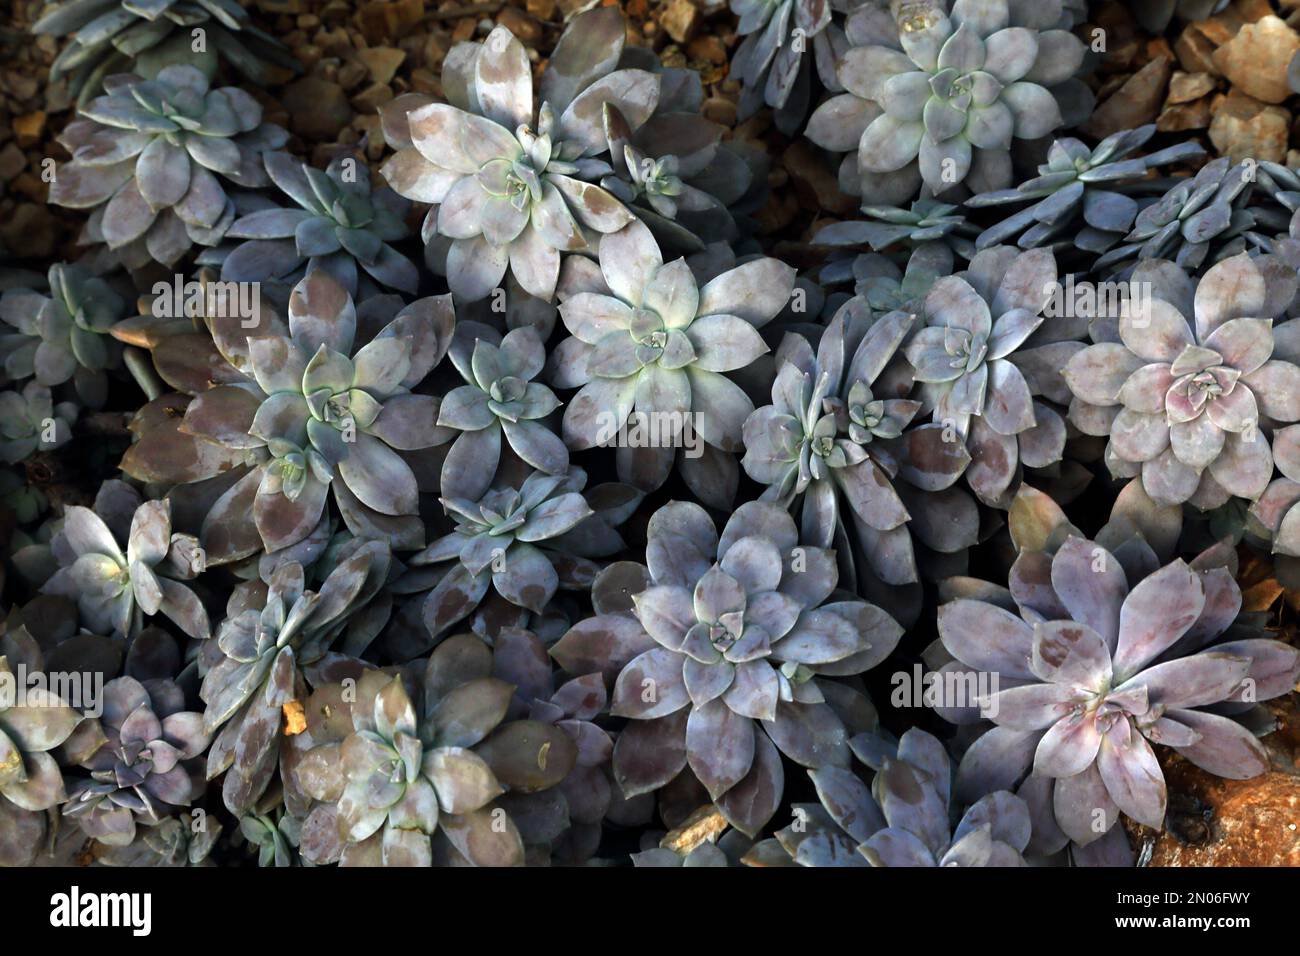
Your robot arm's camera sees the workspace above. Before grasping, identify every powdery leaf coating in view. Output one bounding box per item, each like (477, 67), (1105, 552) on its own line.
(606, 499), (901, 827)
(164, 271), (455, 557)
(821, 0), (1083, 200)
(43, 494), (210, 640)
(759, 728), (1029, 867)
(34, 0), (298, 103)
(556, 219), (793, 504)
(1064, 254), (1300, 507)
(63, 676), (209, 848)
(50, 66), (288, 270)
(412, 470), (597, 641)
(938, 535), (1300, 845)
(224, 151), (416, 296)
(904, 245), (1070, 506)
(388, 24), (640, 302)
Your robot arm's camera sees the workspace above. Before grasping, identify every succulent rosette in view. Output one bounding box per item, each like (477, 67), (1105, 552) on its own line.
(415, 469), (596, 642)
(49, 65), (287, 269)
(554, 219), (795, 508)
(1063, 254), (1300, 507)
(807, 0), (1087, 204)
(218, 152), (417, 296)
(437, 321), (567, 502)
(170, 271), (455, 557)
(553, 500), (902, 835)
(600, 29), (764, 252)
(819, 243), (956, 316)
(381, 24), (644, 302)
(935, 535), (1300, 848)
(904, 245), (1075, 506)
(743, 303), (979, 603)
(0, 382), (76, 463)
(1093, 158), (1287, 274)
(294, 641), (574, 866)
(34, 0), (297, 102)
(0, 652), (94, 866)
(64, 676), (210, 846)
(0, 262), (125, 405)
(200, 541), (393, 814)
(729, 0), (848, 133)
(1248, 425), (1300, 560)
(487, 626), (616, 860)
(97, 815), (221, 867)
(759, 728), (1030, 866)
(967, 126), (1206, 254)
(42, 492), (210, 640)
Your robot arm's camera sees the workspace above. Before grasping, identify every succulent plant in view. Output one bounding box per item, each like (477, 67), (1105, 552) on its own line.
(0, 382), (76, 463)
(743, 304), (979, 594)
(553, 219), (795, 507)
(239, 810), (299, 866)
(730, 0), (847, 133)
(819, 243), (955, 315)
(967, 126), (1206, 253)
(42, 492), (210, 640)
(555, 500), (902, 834)
(0, 262), (126, 405)
(1094, 158), (1294, 275)
(49, 66), (288, 269)
(34, 0), (298, 103)
(809, 0), (1086, 203)
(1248, 426), (1300, 559)
(480, 626), (616, 861)
(0, 469), (49, 526)
(1064, 253), (1300, 507)
(171, 271), (454, 556)
(597, 62), (759, 252)
(816, 198), (977, 259)
(437, 322), (567, 502)
(98, 814), (221, 866)
(858, 732), (1031, 866)
(762, 728), (1030, 866)
(16, 0), (1300, 877)
(201, 540), (392, 814)
(63, 676), (209, 846)
(633, 836), (746, 866)
(935, 535), (1300, 846)
(381, 25), (641, 302)
(0, 654), (89, 866)
(479, 7), (758, 253)
(415, 469), (595, 642)
(904, 245), (1073, 505)
(1, 590), (167, 685)
(294, 653), (548, 867)
(218, 152), (417, 297)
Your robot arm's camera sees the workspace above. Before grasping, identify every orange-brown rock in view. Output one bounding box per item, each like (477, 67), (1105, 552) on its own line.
(1211, 15), (1300, 103)
(13, 111), (44, 148)
(661, 0), (700, 44)
(1138, 762), (1300, 866)
(1167, 70), (1216, 103)
(1174, 25), (1220, 75)
(1208, 90), (1289, 163)
(1157, 99), (1212, 131)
